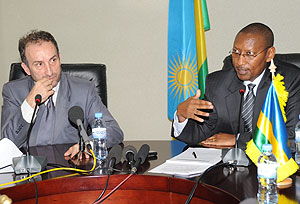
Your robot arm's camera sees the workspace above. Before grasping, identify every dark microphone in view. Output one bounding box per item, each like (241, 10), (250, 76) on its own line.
(131, 144), (150, 174)
(35, 94), (42, 104)
(107, 144), (122, 174)
(122, 145), (137, 168)
(238, 89), (245, 131)
(13, 94), (47, 174)
(68, 106), (92, 150)
(222, 87), (250, 166)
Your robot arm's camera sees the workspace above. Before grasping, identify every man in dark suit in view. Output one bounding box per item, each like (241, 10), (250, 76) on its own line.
(1, 30), (124, 158)
(172, 23), (300, 152)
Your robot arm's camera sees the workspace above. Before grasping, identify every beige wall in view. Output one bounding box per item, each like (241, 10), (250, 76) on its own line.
(1, 0), (300, 141)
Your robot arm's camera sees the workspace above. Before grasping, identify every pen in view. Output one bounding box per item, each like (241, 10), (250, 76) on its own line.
(192, 151), (197, 158)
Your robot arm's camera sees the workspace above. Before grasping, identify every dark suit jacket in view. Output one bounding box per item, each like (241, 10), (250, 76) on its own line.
(172, 59), (300, 152)
(1, 73), (124, 148)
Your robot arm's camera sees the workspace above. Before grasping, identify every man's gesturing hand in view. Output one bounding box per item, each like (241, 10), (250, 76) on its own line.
(176, 89), (213, 123)
(26, 78), (55, 108)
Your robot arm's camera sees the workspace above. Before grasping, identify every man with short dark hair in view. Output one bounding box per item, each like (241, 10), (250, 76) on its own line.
(173, 23), (300, 152)
(1, 30), (124, 158)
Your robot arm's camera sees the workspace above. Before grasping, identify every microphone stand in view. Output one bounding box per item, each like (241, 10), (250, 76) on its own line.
(26, 100), (39, 155)
(74, 133), (85, 167)
(74, 122), (94, 166)
(68, 106), (93, 165)
(222, 89), (250, 167)
(13, 95), (47, 174)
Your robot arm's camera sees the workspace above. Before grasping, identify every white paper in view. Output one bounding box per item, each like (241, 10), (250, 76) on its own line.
(0, 138), (23, 173)
(168, 148), (222, 164)
(149, 147), (222, 178)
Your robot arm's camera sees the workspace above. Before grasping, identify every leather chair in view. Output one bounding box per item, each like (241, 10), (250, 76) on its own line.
(222, 53), (300, 70)
(9, 63), (108, 107)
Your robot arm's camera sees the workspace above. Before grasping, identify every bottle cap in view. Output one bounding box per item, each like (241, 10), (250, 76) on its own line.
(95, 112), (103, 118)
(262, 144), (272, 152)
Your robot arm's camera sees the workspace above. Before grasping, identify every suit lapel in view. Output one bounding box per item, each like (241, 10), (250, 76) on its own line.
(225, 73), (245, 134)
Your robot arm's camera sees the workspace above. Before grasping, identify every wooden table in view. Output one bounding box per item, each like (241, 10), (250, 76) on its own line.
(0, 140), (299, 203)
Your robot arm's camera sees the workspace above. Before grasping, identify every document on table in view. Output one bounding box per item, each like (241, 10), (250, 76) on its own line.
(0, 138), (23, 173)
(149, 147), (222, 178)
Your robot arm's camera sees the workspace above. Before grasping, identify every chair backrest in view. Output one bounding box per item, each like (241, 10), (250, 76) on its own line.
(9, 63), (108, 107)
(222, 53), (300, 70)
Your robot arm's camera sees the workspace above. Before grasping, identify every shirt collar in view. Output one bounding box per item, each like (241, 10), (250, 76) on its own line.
(52, 81), (60, 105)
(243, 68), (266, 96)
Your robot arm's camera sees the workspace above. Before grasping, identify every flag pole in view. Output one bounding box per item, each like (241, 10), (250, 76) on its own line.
(269, 59), (277, 80)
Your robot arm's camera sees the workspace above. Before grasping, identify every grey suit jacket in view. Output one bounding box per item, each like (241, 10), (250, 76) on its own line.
(1, 73), (124, 148)
(172, 60), (300, 152)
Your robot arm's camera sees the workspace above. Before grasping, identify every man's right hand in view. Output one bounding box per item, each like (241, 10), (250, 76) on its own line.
(176, 89), (213, 123)
(64, 143), (91, 160)
(26, 78), (55, 108)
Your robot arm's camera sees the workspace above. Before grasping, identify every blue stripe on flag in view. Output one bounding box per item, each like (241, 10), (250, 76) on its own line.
(261, 84), (292, 158)
(168, 0), (198, 120)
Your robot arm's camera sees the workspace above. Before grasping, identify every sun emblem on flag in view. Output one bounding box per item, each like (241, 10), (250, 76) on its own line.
(168, 53), (198, 101)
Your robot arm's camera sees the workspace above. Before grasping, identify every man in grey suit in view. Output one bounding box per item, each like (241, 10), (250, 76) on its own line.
(172, 23), (300, 152)
(1, 30), (124, 158)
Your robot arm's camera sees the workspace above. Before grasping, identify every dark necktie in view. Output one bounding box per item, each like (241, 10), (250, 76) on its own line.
(242, 84), (256, 132)
(37, 96), (56, 144)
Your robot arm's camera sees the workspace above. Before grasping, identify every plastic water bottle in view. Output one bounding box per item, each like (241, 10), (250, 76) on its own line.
(295, 114), (300, 165)
(257, 144), (278, 204)
(92, 112), (108, 162)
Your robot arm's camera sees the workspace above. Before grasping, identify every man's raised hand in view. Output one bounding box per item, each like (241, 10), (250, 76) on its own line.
(26, 78), (55, 108)
(176, 89), (213, 123)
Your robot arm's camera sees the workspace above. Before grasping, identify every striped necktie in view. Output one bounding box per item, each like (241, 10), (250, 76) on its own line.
(242, 84), (256, 132)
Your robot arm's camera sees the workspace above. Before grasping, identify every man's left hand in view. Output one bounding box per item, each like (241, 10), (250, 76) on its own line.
(201, 133), (235, 147)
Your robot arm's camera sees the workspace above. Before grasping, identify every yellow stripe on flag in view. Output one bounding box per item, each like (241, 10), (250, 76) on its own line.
(257, 111), (289, 163)
(194, 0), (207, 68)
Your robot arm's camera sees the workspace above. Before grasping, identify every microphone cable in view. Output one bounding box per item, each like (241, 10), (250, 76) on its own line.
(26, 170), (38, 204)
(92, 166), (134, 203)
(185, 162), (230, 204)
(93, 164), (136, 203)
(93, 173), (110, 203)
(94, 144), (149, 203)
(94, 174), (134, 204)
(0, 148), (97, 188)
(93, 145), (123, 203)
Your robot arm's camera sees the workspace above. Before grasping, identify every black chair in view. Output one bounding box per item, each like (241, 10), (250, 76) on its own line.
(9, 63), (108, 107)
(222, 53), (300, 70)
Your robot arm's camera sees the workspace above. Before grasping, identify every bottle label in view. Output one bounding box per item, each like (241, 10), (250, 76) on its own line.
(296, 131), (300, 142)
(257, 163), (277, 179)
(92, 127), (106, 139)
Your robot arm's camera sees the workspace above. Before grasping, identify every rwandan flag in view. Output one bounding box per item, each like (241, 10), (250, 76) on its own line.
(168, 0), (209, 120)
(246, 72), (299, 182)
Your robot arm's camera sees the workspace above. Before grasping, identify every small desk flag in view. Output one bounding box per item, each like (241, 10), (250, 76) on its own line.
(246, 73), (299, 182)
